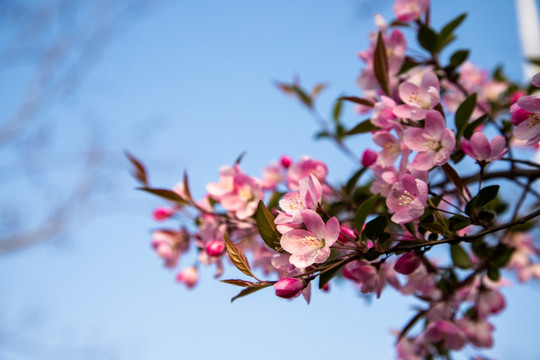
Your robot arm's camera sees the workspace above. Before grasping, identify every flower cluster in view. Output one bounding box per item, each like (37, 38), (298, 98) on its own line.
(131, 0), (540, 359)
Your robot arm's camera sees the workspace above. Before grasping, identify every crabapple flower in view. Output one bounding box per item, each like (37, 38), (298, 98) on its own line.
(424, 321), (467, 351)
(343, 260), (387, 298)
(386, 175), (428, 224)
(456, 318), (494, 348)
(403, 110), (456, 170)
(533, 72), (540, 87)
(512, 95), (540, 146)
(475, 288), (505, 318)
(280, 210), (340, 268)
(393, 71), (440, 120)
(393, 0), (429, 22)
(461, 132), (507, 163)
(176, 266), (198, 289)
(286, 156), (328, 190)
(274, 278), (305, 298)
(151, 229), (189, 268)
(373, 130), (403, 167)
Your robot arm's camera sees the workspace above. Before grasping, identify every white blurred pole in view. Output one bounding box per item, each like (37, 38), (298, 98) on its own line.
(515, 0), (540, 80)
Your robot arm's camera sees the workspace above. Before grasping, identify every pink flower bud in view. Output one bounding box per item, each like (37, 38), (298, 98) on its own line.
(206, 240), (226, 257)
(274, 278), (305, 298)
(280, 155), (293, 168)
(361, 149), (378, 167)
(362, 149), (379, 167)
(394, 253), (421, 275)
(176, 267), (198, 289)
(509, 90), (527, 104)
(152, 207), (173, 221)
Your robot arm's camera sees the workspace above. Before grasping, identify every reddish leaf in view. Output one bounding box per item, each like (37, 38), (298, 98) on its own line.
(224, 234), (257, 280)
(125, 152), (148, 185)
(373, 31), (390, 96)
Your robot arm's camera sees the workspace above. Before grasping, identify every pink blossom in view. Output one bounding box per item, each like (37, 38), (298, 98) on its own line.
(394, 71), (440, 120)
(371, 96), (399, 129)
(533, 72), (540, 87)
(286, 156), (328, 190)
(275, 174), (323, 232)
(151, 229), (189, 268)
(176, 266), (198, 289)
(361, 149), (378, 167)
(424, 321), (467, 351)
(386, 175), (428, 224)
(403, 110), (456, 170)
(373, 130), (402, 167)
(370, 165), (399, 197)
(273, 278), (305, 298)
(260, 162), (284, 190)
(280, 210), (340, 268)
(512, 95), (540, 146)
(207, 165), (264, 219)
(393, 0), (429, 22)
(343, 260), (387, 298)
(461, 132), (507, 163)
(475, 288), (505, 318)
(456, 318), (494, 348)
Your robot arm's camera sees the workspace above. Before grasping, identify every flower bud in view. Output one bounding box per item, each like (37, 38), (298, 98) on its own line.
(280, 155), (293, 169)
(394, 252), (421, 275)
(176, 266), (198, 289)
(206, 240), (226, 257)
(274, 278), (305, 298)
(153, 207), (174, 221)
(361, 149), (378, 167)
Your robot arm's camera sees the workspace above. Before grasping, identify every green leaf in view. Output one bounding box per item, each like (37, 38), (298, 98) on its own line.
(449, 49), (469, 68)
(450, 244), (472, 269)
(255, 200), (282, 252)
(234, 151), (246, 165)
(355, 194), (379, 233)
(230, 283), (273, 302)
(338, 96), (375, 107)
(345, 168), (366, 194)
(125, 152), (149, 185)
(373, 31), (390, 96)
(365, 215), (387, 240)
(332, 99), (343, 125)
(291, 85), (313, 108)
(437, 13), (467, 51)
(418, 25), (438, 53)
(419, 223), (446, 235)
(463, 114), (489, 140)
(465, 185), (499, 215)
(455, 93), (477, 141)
(448, 215), (471, 232)
(224, 233), (257, 279)
(138, 187), (187, 205)
(487, 267), (500, 281)
(442, 163), (469, 200)
(347, 119), (380, 135)
(318, 261), (346, 289)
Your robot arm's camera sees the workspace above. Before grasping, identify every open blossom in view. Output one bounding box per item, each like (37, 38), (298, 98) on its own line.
(280, 210), (339, 268)
(373, 130), (403, 167)
(511, 95), (540, 146)
(461, 132), (507, 163)
(393, 71), (440, 120)
(386, 175), (428, 224)
(424, 321), (467, 351)
(206, 165), (263, 219)
(343, 260), (387, 298)
(275, 174), (323, 233)
(456, 318), (495, 348)
(151, 229), (189, 268)
(286, 156), (328, 190)
(403, 110), (455, 171)
(393, 0), (429, 22)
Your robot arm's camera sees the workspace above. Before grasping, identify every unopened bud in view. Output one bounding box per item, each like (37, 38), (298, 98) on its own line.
(176, 266), (198, 289)
(361, 149), (378, 167)
(274, 278), (305, 298)
(206, 240), (226, 257)
(394, 253), (421, 275)
(153, 207), (173, 221)
(280, 155), (293, 169)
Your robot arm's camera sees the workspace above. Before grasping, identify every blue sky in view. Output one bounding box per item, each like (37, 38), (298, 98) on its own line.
(1, 1), (539, 359)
